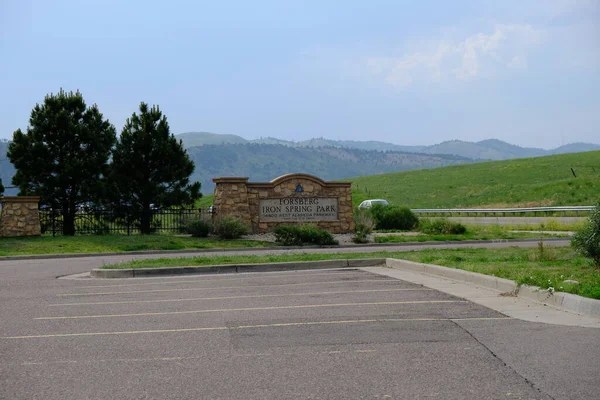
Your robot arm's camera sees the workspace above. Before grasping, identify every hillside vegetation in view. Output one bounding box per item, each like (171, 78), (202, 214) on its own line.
(348, 151), (600, 208)
(186, 143), (469, 193)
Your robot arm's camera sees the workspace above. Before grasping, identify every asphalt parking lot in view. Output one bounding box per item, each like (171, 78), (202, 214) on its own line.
(3, 264), (599, 400)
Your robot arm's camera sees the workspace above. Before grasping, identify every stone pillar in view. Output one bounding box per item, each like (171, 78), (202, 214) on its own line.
(212, 178), (251, 227)
(0, 196), (42, 237)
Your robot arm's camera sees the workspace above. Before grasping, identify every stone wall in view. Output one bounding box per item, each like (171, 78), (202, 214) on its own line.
(213, 174), (354, 233)
(1, 196), (42, 237)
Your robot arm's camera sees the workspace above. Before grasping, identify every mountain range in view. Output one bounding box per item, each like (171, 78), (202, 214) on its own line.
(1, 133), (598, 195)
(177, 132), (600, 161)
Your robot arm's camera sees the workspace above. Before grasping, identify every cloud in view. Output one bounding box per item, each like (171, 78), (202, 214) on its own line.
(366, 24), (543, 87)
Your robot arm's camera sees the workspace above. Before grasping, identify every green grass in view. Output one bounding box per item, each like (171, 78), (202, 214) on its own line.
(375, 232), (567, 243)
(195, 195), (214, 208)
(348, 151), (600, 208)
(375, 224), (570, 243)
(0, 223), (572, 256)
(0, 235), (271, 256)
(102, 246), (600, 299)
(497, 220), (585, 232)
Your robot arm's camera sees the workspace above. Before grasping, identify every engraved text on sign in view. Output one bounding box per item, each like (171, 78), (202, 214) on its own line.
(259, 198), (338, 221)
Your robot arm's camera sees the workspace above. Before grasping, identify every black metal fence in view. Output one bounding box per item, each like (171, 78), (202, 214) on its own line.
(39, 207), (214, 236)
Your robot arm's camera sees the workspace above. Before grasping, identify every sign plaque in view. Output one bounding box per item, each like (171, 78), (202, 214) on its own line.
(259, 197), (338, 222)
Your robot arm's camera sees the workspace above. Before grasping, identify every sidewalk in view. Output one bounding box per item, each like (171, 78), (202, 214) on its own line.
(367, 264), (600, 328)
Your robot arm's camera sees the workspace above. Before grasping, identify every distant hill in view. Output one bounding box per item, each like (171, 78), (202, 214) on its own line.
(420, 140), (505, 160)
(175, 132), (600, 161)
(251, 137), (296, 146)
(186, 144), (471, 193)
(550, 143), (600, 155)
(348, 151), (600, 209)
(176, 132), (248, 148)
(475, 139), (546, 159)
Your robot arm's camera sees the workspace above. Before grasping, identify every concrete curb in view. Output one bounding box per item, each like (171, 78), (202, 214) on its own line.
(383, 258), (600, 318)
(0, 238), (569, 261)
(516, 285), (600, 318)
(90, 258), (387, 278)
(384, 258), (518, 293)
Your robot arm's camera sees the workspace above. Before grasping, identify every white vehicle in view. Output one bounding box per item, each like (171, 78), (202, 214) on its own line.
(358, 199), (389, 209)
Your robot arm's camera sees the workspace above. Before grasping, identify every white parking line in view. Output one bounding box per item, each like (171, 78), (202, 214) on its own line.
(57, 279), (404, 297)
(37, 300), (468, 320)
(3, 317), (512, 339)
(50, 288), (434, 306)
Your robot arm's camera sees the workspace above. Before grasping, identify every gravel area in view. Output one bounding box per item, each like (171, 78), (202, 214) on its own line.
(242, 232), (358, 245)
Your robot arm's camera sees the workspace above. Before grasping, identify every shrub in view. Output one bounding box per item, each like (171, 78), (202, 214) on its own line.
(353, 210), (375, 243)
(572, 202), (600, 266)
(185, 218), (212, 237)
(301, 225), (338, 246)
(273, 225), (304, 246)
(214, 217), (249, 239)
(370, 204), (419, 230)
(273, 225), (338, 246)
(420, 218), (467, 235)
(369, 203), (387, 226)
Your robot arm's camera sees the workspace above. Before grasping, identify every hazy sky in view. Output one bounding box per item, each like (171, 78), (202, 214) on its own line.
(1, 0), (598, 148)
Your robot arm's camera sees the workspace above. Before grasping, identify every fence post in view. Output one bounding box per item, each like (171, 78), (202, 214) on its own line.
(51, 209), (56, 237)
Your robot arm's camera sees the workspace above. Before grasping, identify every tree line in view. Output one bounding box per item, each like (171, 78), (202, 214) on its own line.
(5, 89), (201, 235)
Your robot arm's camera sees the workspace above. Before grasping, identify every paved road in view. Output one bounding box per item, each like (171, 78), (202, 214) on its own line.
(447, 217), (586, 226)
(1, 242), (599, 399)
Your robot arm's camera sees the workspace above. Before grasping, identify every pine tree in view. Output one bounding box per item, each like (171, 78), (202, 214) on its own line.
(7, 90), (116, 235)
(110, 103), (201, 234)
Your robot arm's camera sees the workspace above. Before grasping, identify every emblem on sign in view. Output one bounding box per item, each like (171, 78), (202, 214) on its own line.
(295, 184), (304, 193)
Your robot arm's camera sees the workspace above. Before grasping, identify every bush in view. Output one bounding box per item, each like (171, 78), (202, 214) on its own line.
(370, 204), (419, 230)
(185, 218), (212, 237)
(420, 218), (467, 235)
(273, 225), (338, 246)
(214, 217), (249, 239)
(353, 210), (375, 244)
(273, 225), (304, 246)
(572, 202), (600, 266)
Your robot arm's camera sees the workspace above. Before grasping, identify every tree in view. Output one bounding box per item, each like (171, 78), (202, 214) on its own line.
(110, 102), (201, 234)
(7, 90), (116, 235)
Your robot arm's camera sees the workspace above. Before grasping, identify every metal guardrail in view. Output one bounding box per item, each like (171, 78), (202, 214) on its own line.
(411, 206), (594, 216)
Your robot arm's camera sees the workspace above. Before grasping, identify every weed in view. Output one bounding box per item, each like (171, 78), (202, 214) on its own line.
(420, 218), (467, 235)
(214, 217), (249, 239)
(353, 210), (375, 244)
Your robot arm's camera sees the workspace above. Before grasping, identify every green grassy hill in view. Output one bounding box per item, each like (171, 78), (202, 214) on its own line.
(348, 151), (600, 208)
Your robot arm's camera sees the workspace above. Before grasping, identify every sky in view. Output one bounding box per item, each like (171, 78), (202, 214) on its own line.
(1, 0), (599, 149)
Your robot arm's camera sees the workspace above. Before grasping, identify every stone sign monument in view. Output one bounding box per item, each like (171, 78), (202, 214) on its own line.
(213, 174), (354, 233)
